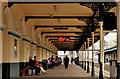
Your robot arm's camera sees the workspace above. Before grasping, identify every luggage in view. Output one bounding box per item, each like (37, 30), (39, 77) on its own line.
(28, 69), (32, 76)
(40, 67), (46, 74)
(22, 66), (29, 76)
(42, 60), (48, 70)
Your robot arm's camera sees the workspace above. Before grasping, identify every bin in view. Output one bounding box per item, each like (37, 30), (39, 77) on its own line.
(42, 59), (48, 70)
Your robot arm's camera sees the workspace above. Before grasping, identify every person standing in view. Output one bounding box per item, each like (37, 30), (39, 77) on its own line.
(64, 56), (69, 69)
(71, 57), (74, 64)
(51, 55), (55, 67)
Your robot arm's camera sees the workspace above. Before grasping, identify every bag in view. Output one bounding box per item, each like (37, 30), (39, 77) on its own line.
(40, 67), (46, 74)
(22, 66), (29, 76)
(28, 69), (32, 76)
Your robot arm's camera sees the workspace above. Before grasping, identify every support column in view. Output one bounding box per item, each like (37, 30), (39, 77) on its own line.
(19, 37), (24, 76)
(117, 2), (120, 79)
(46, 50), (47, 59)
(41, 48), (43, 60)
(82, 46), (84, 69)
(99, 22), (104, 79)
(2, 27), (10, 79)
(87, 38), (90, 73)
(110, 54), (117, 78)
(30, 44), (34, 58)
(0, 1), (2, 78)
(36, 47), (40, 61)
(84, 42), (86, 70)
(0, 27), (2, 79)
(91, 32), (95, 77)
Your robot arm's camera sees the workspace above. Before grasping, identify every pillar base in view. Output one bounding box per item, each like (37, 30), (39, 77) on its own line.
(19, 62), (25, 76)
(10, 63), (19, 77)
(99, 62), (103, 79)
(91, 61), (94, 77)
(84, 61), (86, 70)
(87, 61), (89, 73)
(2, 63), (10, 79)
(116, 63), (120, 79)
(82, 61), (83, 69)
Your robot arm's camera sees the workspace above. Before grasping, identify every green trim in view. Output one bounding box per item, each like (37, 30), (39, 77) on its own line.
(36, 45), (57, 54)
(95, 46), (117, 55)
(22, 38), (30, 43)
(37, 45), (42, 48)
(0, 27), (3, 31)
(8, 32), (20, 38)
(31, 42), (36, 45)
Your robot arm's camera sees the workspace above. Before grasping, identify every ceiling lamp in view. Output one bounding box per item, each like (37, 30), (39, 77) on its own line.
(54, 5), (57, 12)
(58, 18), (60, 23)
(54, 27), (68, 30)
(50, 14), (53, 19)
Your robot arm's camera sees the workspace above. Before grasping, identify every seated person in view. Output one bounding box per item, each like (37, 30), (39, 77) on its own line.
(29, 56), (35, 67)
(58, 57), (62, 65)
(34, 56), (41, 75)
(34, 56), (46, 74)
(28, 56), (35, 75)
(34, 56), (42, 67)
(55, 56), (59, 66)
(52, 58), (56, 67)
(48, 58), (53, 69)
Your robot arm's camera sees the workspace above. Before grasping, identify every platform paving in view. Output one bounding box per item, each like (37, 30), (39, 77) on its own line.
(12, 64), (105, 79)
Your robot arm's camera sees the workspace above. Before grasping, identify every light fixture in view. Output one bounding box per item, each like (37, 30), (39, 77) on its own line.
(50, 14), (53, 19)
(54, 5), (57, 12)
(54, 27), (68, 30)
(58, 19), (60, 23)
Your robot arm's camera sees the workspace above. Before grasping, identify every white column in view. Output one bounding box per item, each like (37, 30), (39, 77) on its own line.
(87, 38), (89, 61)
(117, 1), (120, 64)
(84, 42), (86, 70)
(84, 42), (86, 62)
(117, 2), (120, 79)
(92, 32), (94, 62)
(99, 21), (104, 78)
(87, 38), (90, 73)
(102, 30), (105, 76)
(91, 32), (95, 76)
(82, 46), (84, 69)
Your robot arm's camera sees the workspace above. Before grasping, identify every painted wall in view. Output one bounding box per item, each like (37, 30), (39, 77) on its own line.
(40, 48), (42, 61)
(0, 1), (3, 63)
(0, 2), (2, 78)
(30, 44), (36, 58)
(9, 36), (20, 63)
(24, 42), (30, 62)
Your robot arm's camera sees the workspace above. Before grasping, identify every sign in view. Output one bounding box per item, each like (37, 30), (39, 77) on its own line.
(58, 37), (69, 42)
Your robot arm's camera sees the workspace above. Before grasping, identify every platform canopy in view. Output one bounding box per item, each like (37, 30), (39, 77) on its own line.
(9, 2), (117, 51)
